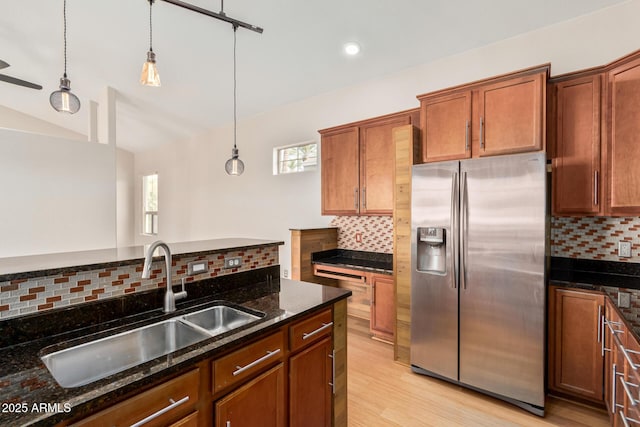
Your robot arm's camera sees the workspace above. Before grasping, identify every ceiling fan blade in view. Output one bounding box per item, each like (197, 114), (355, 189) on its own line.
(0, 60), (8, 70)
(0, 73), (42, 90)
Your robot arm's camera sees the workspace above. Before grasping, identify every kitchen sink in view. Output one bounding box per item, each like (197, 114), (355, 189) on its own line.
(40, 303), (264, 388)
(180, 304), (263, 336)
(41, 318), (210, 388)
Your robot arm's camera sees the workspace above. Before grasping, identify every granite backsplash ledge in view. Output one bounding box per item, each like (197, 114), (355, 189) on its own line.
(550, 256), (640, 290)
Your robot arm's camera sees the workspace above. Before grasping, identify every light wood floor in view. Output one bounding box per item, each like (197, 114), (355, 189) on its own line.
(347, 318), (609, 427)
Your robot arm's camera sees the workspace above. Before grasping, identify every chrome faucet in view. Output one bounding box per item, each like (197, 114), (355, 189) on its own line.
(141, 240), (187, 313)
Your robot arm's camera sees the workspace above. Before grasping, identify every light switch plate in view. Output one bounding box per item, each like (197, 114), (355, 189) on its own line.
(619, 292), (631, 309)
(619, 241), (632, 258)
(187, 260), (209, 275)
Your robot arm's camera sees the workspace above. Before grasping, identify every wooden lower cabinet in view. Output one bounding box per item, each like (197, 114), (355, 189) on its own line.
(170, 412), (199, 427)
(71, 369), (200, 427)
(313, 264), (395, 342)
(289, 337), (333, 427)
(68, 303), (347, 427)
(370, 274), (394, 342)
(548, 286), (604, 403)
(215, 364), (285, 427)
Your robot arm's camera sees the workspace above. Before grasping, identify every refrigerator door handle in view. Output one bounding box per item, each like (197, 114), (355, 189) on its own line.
(451, 172), (459, 289)
(460, 171), (468, 290)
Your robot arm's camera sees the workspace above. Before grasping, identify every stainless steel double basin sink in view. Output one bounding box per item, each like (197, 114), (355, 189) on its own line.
(40, 304), (263, 388)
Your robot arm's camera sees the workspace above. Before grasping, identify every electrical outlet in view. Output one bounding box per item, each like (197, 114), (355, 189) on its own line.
(619, 241), (632, 258)
(224, 256), (242, 269)
(355, 232), (362, 243)
(619, 292), (631, 309)
(283, 269), (289, 278)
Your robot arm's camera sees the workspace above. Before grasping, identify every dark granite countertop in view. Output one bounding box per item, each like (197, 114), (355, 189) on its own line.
(0, 271), (350, 427)
(0, 238), (284, 282)
(549, 256), (640, 340)
(311, 249), (393, 275)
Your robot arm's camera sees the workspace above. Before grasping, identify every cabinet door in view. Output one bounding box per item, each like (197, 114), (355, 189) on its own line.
(477, 72), (545, 156)
(289, 337), (332, 427)
(215, 364), (285, 427)
(321, 127), (360, 215)
(370, 274), (394, 342)
(553, 75), (602, 215)
(360, 116), (410, 215)
(608, 57), (640, 215)
(548, 288), (604, 402)
(420, 91), (472, 163)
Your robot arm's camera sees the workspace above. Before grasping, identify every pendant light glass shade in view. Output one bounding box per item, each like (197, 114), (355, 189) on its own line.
(50, 0), (80, 114)
(225, 147), (245, 175)
(140, 50), (161, 86)
(50, 76), (80, 114)
(141, 0), (161, 87)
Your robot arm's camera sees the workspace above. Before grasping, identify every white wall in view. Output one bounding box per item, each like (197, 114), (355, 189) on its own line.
(134, 1), (640, 277)
(0, 105), (86, 141)
(116, 148), (135, 248)
(0, 129), (116, 257)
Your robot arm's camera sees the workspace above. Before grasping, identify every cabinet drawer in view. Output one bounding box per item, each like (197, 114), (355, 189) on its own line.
(213, 330), (285, 393)
(169, 411), (199, 427)
(290, 308), (333, 352)
(72, 369), (199, 427)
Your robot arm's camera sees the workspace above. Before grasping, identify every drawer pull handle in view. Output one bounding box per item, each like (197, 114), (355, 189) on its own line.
(620, 344), (640, 371)
(302, 322), (333, 340)
(619, 408), (640, 427)
(129, 395), (189, 427)
(620, 376), (639, 406)
(329, 349), (336, 395)
(233, 349), (281, 376)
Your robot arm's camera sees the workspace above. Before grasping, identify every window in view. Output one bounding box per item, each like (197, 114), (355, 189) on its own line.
(142, 174), (158, 235)
(273, 141), (317, 175)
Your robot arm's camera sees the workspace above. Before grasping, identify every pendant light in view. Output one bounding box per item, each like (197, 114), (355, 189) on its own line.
(140, 0), (161, 87)
(50, 0), (80, 114)
(225, 25), (244, 176)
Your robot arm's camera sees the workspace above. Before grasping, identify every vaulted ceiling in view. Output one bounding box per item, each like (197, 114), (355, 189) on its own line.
(0, 0), (628, 152)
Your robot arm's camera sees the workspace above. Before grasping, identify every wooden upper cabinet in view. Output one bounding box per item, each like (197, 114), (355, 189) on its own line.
(477, 71), (545, 156)
(420, 91), (472, 162)
(319, 110), (417, 216)
(360, 116), (410, 215)
(416, 65), (547, 164)
(552, 74), (602, 215)
(320, 127), (360, 215)
(608, 56), (640, 215)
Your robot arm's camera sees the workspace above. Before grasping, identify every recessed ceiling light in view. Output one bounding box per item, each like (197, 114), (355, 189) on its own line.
(344, 42), (361, 56)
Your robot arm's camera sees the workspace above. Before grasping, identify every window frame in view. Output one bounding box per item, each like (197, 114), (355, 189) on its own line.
(272, 141), (318, 175)
(142, 173), (158, 236)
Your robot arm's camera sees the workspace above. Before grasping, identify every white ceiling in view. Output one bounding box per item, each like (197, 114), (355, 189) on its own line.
(0, 0), (628, 152)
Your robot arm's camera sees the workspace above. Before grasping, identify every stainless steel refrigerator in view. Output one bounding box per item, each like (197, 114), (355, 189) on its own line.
(410, 151), (546, 415)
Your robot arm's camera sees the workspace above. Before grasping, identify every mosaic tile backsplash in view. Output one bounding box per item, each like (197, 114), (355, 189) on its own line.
(602, 286), (640, 333)
(329, 216), (393, 253)
(551, 216), (640, 262)
(0, 245), (278, 320)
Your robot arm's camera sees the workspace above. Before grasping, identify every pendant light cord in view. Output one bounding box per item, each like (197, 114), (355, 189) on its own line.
(233, 24), (237, 150)
(149, 0), (154, 51)
(63, 0), (67, 78)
